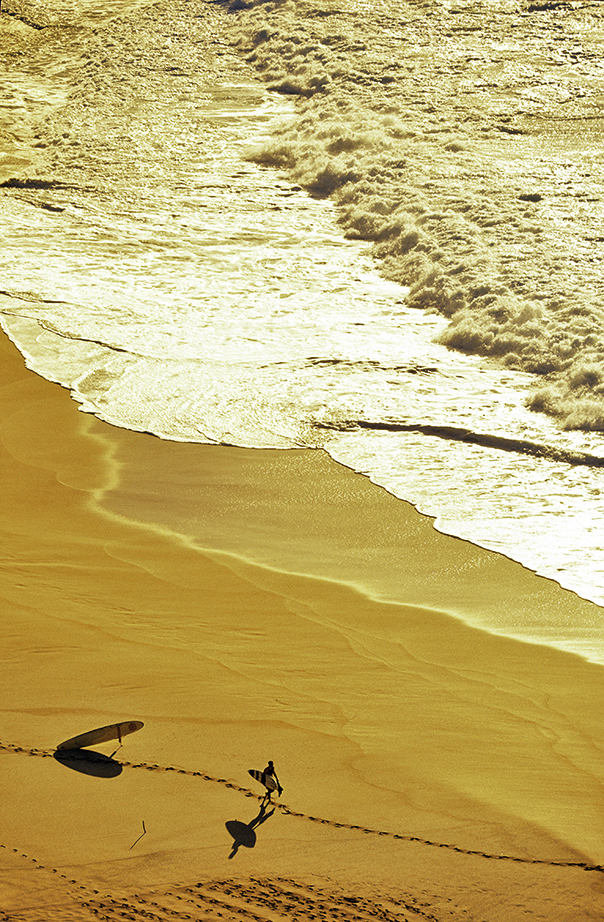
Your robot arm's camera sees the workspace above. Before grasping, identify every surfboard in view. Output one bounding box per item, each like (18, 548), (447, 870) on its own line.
(56, 720), (144, 751)
(248, 768), (278, 792)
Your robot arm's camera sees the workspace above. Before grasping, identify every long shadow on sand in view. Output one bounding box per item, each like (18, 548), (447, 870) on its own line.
(226, 802), (275, 859)
(53, 748), (123, 778)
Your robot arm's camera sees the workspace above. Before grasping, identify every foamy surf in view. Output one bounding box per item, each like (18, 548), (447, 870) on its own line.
(2, 0), (604, 655)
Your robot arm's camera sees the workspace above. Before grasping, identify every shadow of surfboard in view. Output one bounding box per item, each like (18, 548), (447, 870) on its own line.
(53, 748), (123, 778)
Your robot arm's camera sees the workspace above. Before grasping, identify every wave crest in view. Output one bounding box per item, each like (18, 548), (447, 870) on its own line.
(225, 0), (604, 430)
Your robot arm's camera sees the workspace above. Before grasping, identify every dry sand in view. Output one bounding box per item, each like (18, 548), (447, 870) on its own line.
(1, 325), (604, 921)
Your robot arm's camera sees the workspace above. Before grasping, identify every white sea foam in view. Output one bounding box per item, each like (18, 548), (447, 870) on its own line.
(228, 0), (604, 430)
(2, 0), (604, 661)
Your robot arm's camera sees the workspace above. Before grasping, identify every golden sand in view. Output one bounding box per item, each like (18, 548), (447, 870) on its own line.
(1, 328), (604, 921)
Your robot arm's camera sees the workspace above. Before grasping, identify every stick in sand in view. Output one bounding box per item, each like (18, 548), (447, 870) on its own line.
(129, 820), (147, 850)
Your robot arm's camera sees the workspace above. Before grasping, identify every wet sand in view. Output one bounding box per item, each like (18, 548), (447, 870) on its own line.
(1, 326), (604, 921)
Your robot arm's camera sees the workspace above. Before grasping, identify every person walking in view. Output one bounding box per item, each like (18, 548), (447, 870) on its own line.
(263, 760), (283, 800)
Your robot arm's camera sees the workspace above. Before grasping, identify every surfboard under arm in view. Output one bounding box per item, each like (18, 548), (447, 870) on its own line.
(248, 768), (278, 792)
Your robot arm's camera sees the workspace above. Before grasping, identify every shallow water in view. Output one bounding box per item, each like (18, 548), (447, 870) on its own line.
(2, 0), (604, 660)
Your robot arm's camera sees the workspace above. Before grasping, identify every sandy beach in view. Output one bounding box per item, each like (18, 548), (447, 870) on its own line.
(1, 324), (604, 921)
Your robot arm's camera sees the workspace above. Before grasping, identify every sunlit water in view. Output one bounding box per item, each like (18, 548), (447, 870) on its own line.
(2, 0), (604, 661)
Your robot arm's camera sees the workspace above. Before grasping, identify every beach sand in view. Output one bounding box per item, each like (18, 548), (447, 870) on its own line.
(1, 325), (604, 921)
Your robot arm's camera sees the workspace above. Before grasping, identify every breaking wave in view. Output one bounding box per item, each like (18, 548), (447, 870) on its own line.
(222, 0), (604, 431)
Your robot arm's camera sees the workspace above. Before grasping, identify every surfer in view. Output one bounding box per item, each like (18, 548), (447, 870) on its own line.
(263, 760), (283, 799)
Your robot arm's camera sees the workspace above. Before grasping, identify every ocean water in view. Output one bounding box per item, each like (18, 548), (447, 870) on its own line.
(2, 0), (604, 658)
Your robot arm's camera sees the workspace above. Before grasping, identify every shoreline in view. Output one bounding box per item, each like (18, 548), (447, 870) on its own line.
(99, 422), (604, 666)
(2, 328), (604, 919)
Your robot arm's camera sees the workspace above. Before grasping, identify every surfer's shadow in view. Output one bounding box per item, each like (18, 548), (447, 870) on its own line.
(225, 802), (275, 859)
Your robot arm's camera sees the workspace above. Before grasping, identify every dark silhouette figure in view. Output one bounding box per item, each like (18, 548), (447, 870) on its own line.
(263, 760), (283, 801)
